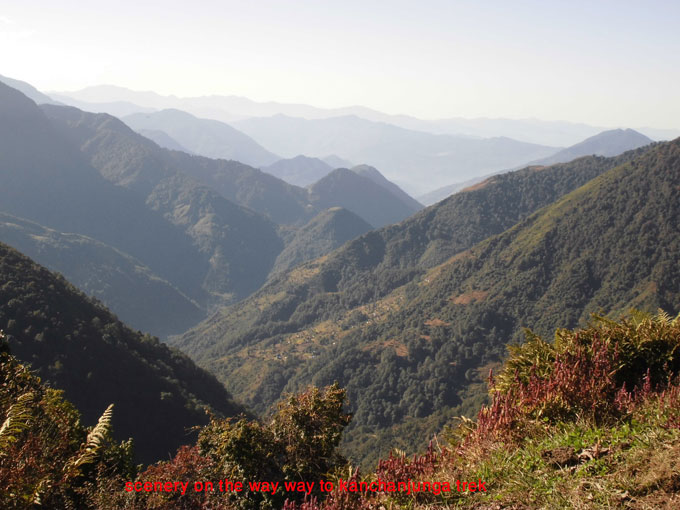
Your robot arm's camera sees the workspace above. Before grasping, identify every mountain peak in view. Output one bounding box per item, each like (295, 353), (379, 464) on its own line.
(529, 128), (653, 166)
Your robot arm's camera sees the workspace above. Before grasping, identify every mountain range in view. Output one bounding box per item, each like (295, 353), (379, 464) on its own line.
(419, 128), (655, 205)
(0, 79), (421, 338)
(123, 108), (280, 167)
(232, 114), (560, 194)
(262, 155), (335, 186)
(52, 84), (680, 145)
(172, 140), (675, 464)
(50, 84), (680, 196)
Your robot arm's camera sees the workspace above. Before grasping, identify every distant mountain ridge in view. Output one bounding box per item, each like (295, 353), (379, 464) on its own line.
(529, 128), (653, 166)
(308, 168), (421, 228)
(124, 108), (280, 167)
(419, 128), (655, 205)
(262, 155), (334, 186)
(52, 83), (680, 145)
(233, 114), (560, 195)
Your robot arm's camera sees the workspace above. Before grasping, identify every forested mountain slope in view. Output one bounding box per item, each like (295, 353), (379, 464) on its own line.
(0, 242), (246, 463)
(530, 128), (653, 166)
(174, 144), (654, 363)
(272, 207), (372, 275)
(0, 82), (216, 336)
(307, 168), (423, 228)
(174, 140), (676, 464)
(40, 103), (284, 304)
(0, 213), (203, 338)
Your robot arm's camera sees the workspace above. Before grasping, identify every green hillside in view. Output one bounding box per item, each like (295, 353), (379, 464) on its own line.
(173, 145), (653, 368)
(174, 139), (678, 464)
(308, 168), (423, 228)
(0, 241), (246, 463)
(177, 144), (651, 351)
(0, 212), (203, 338)
(273, 207), (372, 275)
(41, 104), (284, 304)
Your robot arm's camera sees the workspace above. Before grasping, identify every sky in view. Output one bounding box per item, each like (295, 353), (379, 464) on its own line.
(2, 0), (679, 128)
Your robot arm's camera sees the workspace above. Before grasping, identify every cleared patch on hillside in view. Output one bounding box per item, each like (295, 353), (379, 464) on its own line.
(450, 289), (489, 304)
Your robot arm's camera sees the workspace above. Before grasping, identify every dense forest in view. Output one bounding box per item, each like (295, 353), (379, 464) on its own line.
(0, 242), (246, 463)
(174, 139), (679, 464)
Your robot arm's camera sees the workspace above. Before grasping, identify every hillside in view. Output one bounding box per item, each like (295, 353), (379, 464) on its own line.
(232, 114), (560, 195)
(0, 82), (239, 332)
(124, 109), (280, 167)
(530, 128), (653, 166)
(419, 129), (654, 206)
(0, 212), (203, 338)
(417, 174), (489, 206)
(137, 127), (192, 152)
(351, 164), (424, 211)
(272, 207), (372, 275)
(262, 155), (334, 186)
(308, 168), (422, 228)
(0, 241), (246, 463)
(172, 140), (674, 464)
(0, 74), (57, 104)
(40, 103), (285, 304)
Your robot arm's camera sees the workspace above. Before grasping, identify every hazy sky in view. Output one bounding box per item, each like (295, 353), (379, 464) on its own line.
(2, 0), (679, 127)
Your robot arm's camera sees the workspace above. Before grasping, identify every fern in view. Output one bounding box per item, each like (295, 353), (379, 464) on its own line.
(0, 391), (36, 453)
(62, 404), (114, 478)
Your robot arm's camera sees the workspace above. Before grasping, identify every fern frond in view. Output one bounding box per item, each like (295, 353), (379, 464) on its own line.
(656, 308), (672, 325)
(62, 404), (114, 478)
(0, 391), (36, 453)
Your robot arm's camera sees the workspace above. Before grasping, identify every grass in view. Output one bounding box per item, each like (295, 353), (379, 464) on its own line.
(424, 400), (680, 509)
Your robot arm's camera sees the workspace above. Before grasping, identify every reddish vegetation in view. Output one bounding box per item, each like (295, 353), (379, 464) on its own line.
(424, 318), (450, 327)
(450, 290), (489, 305)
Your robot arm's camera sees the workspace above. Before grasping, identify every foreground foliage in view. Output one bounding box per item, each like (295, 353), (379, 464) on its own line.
(0, 331), (135, 509)
(280, 311), (680, 509)
(4, 311), (680, 508)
